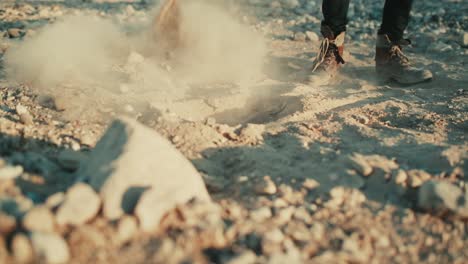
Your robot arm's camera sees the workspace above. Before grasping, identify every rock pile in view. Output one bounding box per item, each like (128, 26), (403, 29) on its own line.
(0, 117), (212, 263)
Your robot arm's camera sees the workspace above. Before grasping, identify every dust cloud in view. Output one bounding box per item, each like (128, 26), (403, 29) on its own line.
(4, 0), (267, 118)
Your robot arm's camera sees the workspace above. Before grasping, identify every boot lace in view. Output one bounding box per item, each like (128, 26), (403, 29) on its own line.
(312, 38), (345, 72)
(388, 45), (410, 67)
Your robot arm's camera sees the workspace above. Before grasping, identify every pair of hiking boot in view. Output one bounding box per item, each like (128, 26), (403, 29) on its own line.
(310, 25), (432, 85)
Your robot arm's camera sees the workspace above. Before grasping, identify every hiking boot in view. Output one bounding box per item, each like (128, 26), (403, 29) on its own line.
(375, 34), (432, 85)
(309, 25), (345, 85)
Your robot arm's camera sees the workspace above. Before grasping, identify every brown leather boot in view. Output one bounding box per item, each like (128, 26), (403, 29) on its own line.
(375, 34), (432, 85)
(309, 25), (345, 85)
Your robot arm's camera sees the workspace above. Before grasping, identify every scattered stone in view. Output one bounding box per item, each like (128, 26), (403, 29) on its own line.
(239, 124), (265, 144)
(394, 170), (408, 185)
(350, 154), (398, 177)
(305, 31), (319, 42)
(327, 187), (366, 208)
(302, 178), (319, 190)
(22, 206), (55, 233)
(254, 176), (277, 195)
(0, 212), (16, 235)
(349, 153), (373, 176)
(78, 117), (210, 230)
(275, 206), (294, 225)
(0, 165), (23, 180)
(418, 180), (468, 218)
(407, 169), (432, 188)
(31, 232), (70, 264)
(56, 183), (101, 226)
(293, 206), (312, 223)
(310, 223), (325, 240)
(264, 228), (284, 243)
(250, 206), (272, 222)
(116, 215), (138, 244)
(45, 192), (65, 209)
(16, 104), (33, 125)
(12, 233), (34, 263)
(8, 28), (23, 38)
(293, 32), (307, 42)
(80, 133), (95, 146)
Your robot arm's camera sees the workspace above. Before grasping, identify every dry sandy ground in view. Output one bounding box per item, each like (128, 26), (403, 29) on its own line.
(0, 0), (467, 263)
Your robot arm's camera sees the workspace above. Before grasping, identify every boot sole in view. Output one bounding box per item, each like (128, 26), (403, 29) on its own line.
(376, 70), (433, 87)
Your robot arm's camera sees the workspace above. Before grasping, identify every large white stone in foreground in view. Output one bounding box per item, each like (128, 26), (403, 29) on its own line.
(79, 117), (210, 228)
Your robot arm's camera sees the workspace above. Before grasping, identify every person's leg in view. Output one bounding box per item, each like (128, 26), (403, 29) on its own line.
(378, 0), (413, 42)
(321, 0), (350, 37)
(375, 0), (432, 85)
(310, 0), (350, 84)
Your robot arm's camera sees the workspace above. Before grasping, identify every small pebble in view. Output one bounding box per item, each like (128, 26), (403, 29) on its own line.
(0, 213), (16, 235)
(12, 233), (34, 263)
(8, 28), (23, 38)
(22, 206), (55, 233)
(56, 183), (101, 226)
(254, 176), (277, 195)
(302, 178), (319, 190)
(305, 31), (319, 42)
(250, 207), (272, 222)
(116, 215), (138, 244)
(31, 232), (70, 264)
(0, 165), (23, 180)
(293, 32), (307, 42)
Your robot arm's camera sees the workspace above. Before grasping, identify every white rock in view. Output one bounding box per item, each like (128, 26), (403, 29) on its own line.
(264, 228), (285, 243)
(12, 233), (34, 263)
(302, 178), (319, 190)
(0, 213), (16, 235)
(0, 165), (23, 180)
(239, 124), (265, 143)
(79, 117), (210, 230)
(45, 192), (65, 209)
(56, 183), (101, 226)
(349, 153), (373, 176)
(16, 105), (33, 125)
(116, 215), (138, 244)
(254, 176), (277, 195)
(16, 104), (28, 115)
(305, 31), (319, 42)
(22, 206), (55, 233)
(293, 32), (307, 42)
(30, 232), (70, 264)
(250, 206), (272, 222)
(418, 180), (468, 218)
(394, 170), (408, 185)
